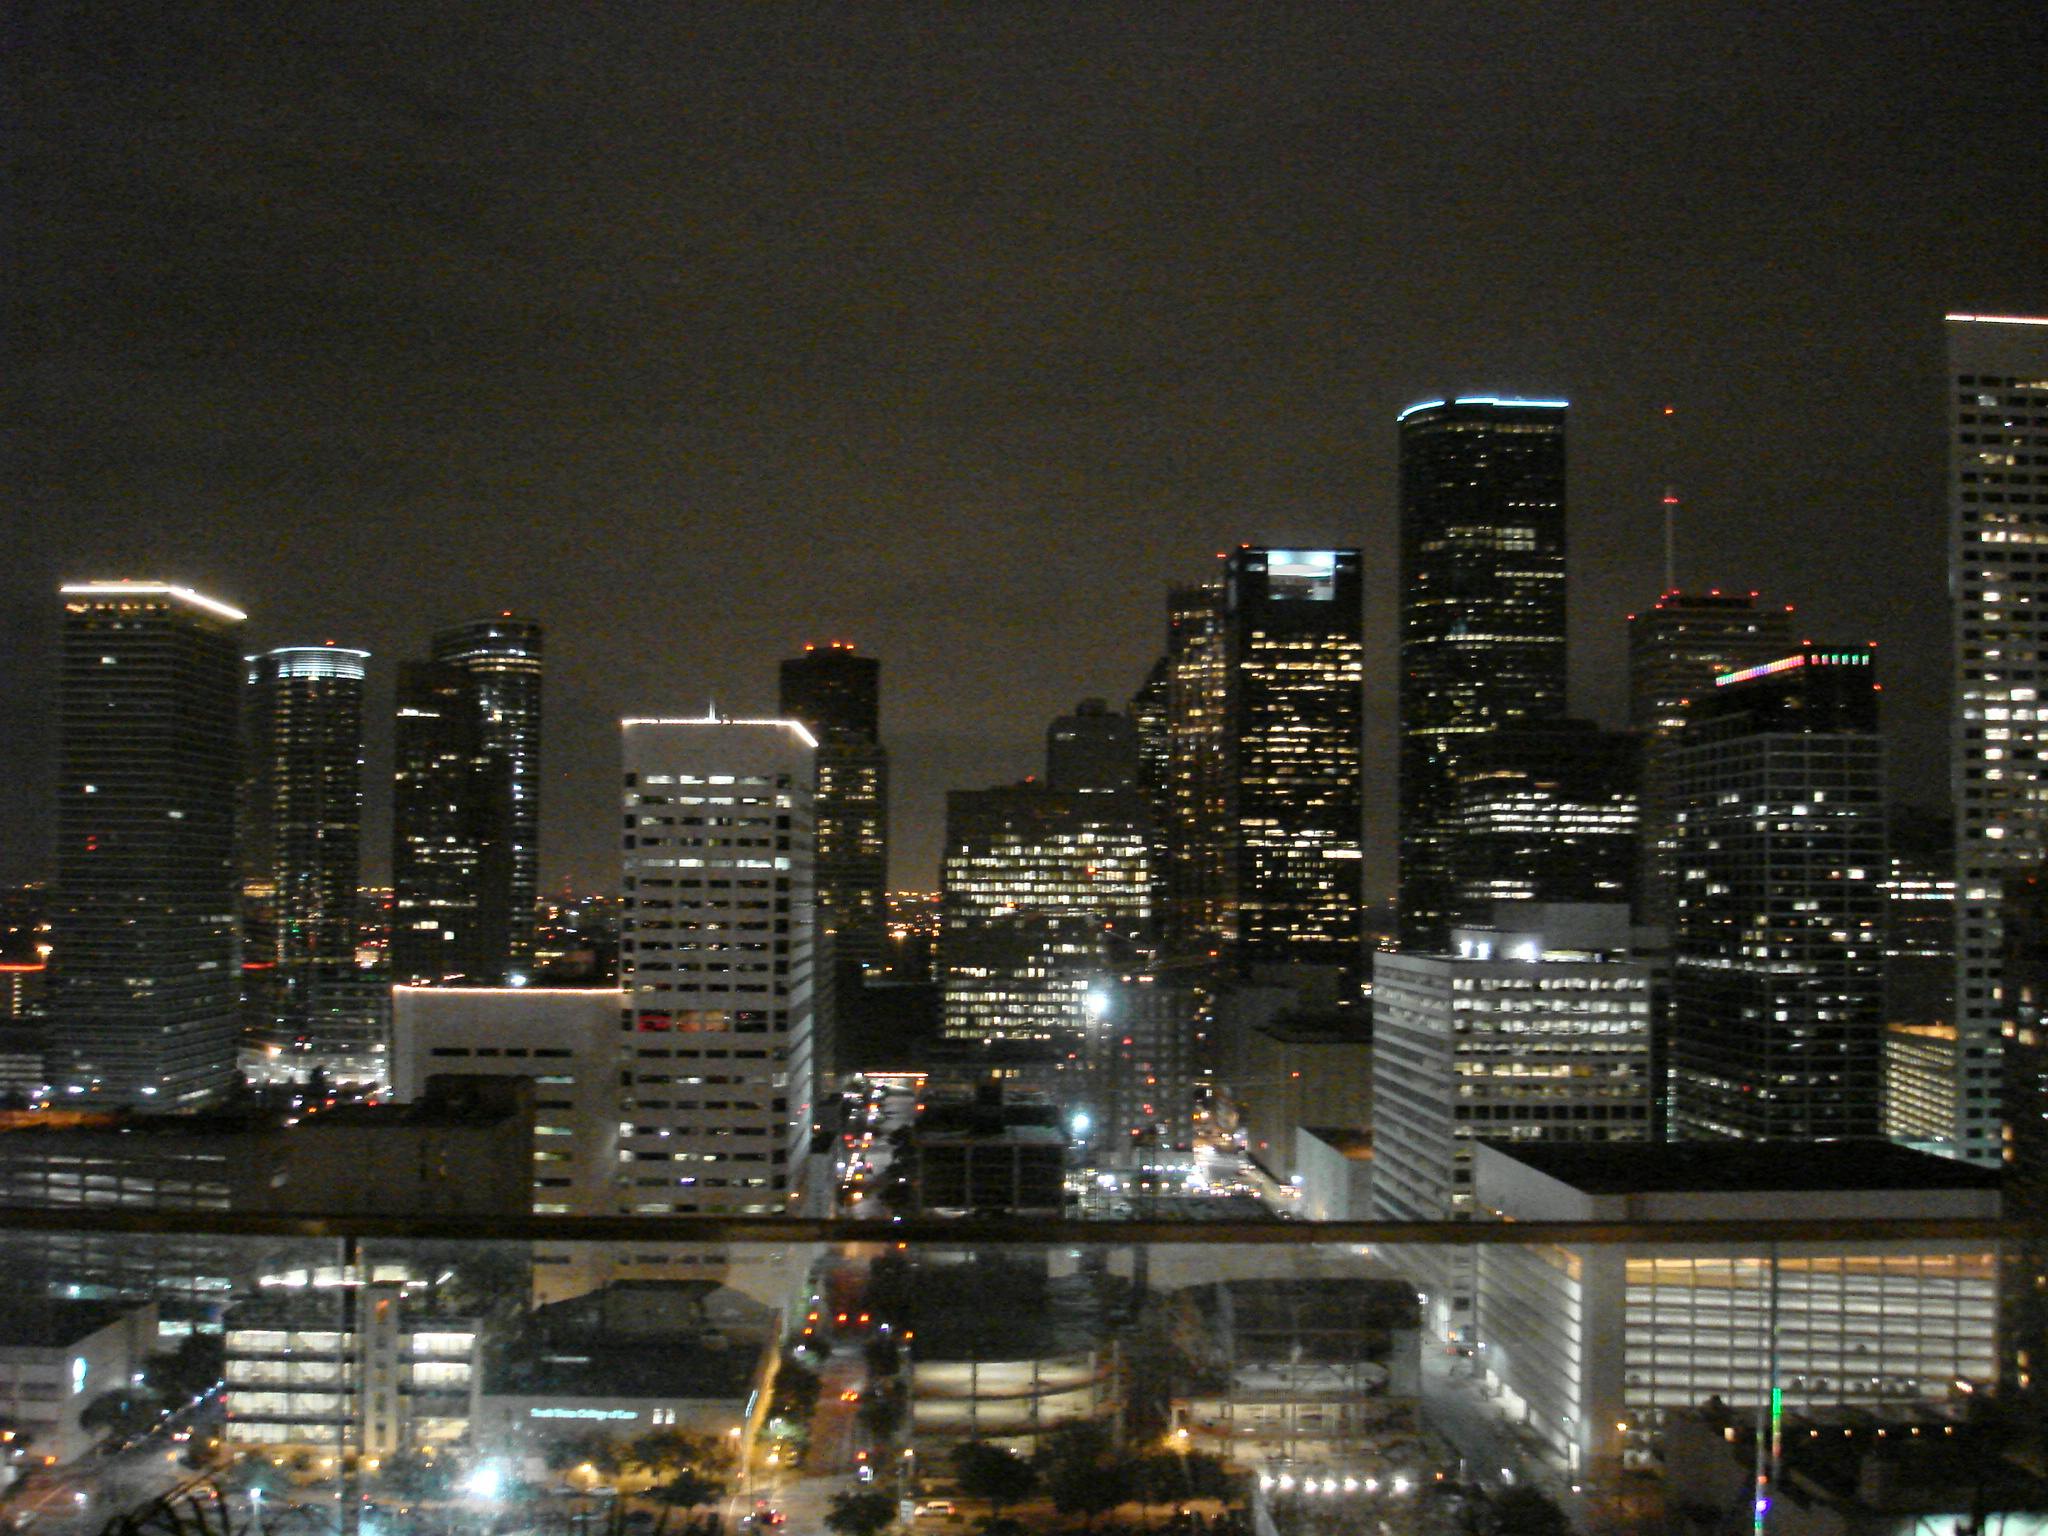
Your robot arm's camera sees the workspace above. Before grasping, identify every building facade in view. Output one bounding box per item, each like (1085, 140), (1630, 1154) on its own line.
(1668, 646), (1886, 1141)
(1449, 721), (1638, 919)
(390, 660), (510, 986)
(779, 643), (889, 975)
(939, 782), (1151, 1044)
(1398, 398), (1569, 951)
(1626, 590), (1796, 929)
(48, 583), (245, 1107)
(1471, 1141), (2000, 1482)
(619, 717), (817, 1216)
(1145, 550), (1365, 979)
(241, 645), (381, 1088)
(432, 615), (543, 975)
(1949, 313), (2048, 1165)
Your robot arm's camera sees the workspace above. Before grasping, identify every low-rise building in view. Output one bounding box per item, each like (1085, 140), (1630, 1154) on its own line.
(909, 1083), (1066, 1216)
(1292, 1127), (1372, 1221)
(1169, 1277), (1421, 1469)
(1371, 904), (1655, 1340)
(223, 1267), (480, 1458)
(0, 1299), (157, 1469)
(1235, 1014), (1372, 1185)
(477, 1282), (769, 1480)
(1471, 1140), (2000, 1484)
(392, 987), (621, 1300)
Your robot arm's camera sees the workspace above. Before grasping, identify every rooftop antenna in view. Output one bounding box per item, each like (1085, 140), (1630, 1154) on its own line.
(1660, 404), (1680, 593)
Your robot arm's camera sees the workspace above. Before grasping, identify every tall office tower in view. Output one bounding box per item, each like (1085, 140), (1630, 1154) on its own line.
(1372, 903), (1654, 1341)
(1669, 644), (1887, 1141)
(1157, 582), (1232, 960)
(1219, 548), (1367, 975)
(1626, 590), (1795, 928)
(48, 583), (245, 1106)
(1449, 721), (1638, 917)
(241, 645), (380, 1086)
(1148, 551), (1365, 978)
(619, 717), (817, 1215)
(1128, 658), (1172, 925)
(389, 662), (509, 985)
(939, 782), (1152, 1043)
(1046, 698), (1139, 793)
(1397, 397), (1569, 951)
(778, 643), (889, 974)
(1950, 313), (2048, 1166)
(432, 615), (543, 973)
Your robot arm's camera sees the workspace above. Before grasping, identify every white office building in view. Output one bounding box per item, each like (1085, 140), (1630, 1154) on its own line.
(391, 985), (622, 1301)
(1471, 1141), (2000, 1483)
(1371, 904), (1655, 1340)
(619, 717), (818, 1218)
(1950, 312), (2048, 1165)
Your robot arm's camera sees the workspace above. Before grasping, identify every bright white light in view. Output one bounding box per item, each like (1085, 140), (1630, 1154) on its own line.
(462, 1464), (503, 1501)
(1276, 1475), (1294, 1492)
(1390, 1477), (1410, 1496)
(1085, 987), (1111, 1021)
(507, 972), (530, 988)
(1069, 1111), (1092, 1136)
(61, 583), (247, 622)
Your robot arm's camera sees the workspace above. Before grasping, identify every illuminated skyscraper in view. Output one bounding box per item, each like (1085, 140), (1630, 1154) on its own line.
(1397, 397), (1569, 951)
(1159, 582), (1231, 960)
(1449, 721), (1638, 915)
(1626, 590), (1794, 928)
(618, 716), (816, 1214)
(939, 780), (1152, 1044)
(389, 661), (508, 985)
(432, 615), (542, 973)
(1148, 549), (1365, 979)
(48, 582), (245, 1105)
(242, 645), (380, 1086)
(778, 642), (888, 973)
(1669, 644), (1886, 1141)
(1950, 313), (2048, 1166)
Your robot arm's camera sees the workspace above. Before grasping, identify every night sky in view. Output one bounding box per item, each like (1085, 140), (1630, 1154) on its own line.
(6, 1), (2044, 897)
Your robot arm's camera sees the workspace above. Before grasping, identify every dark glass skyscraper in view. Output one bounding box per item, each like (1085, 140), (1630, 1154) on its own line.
(389, 661), (508, 985)
(49, 583), (245, 1106)
(778, 642), (888, 972)
(1397, 397), (1568, 951)
(1669, 644), (1886, 1141)
(432, 615), (543, 973)
(1045, 698), (1138, 793)
(1449, 720), (1638, 914)
(1626, 589), (1794, 928)
(242, 645), (377, 1082)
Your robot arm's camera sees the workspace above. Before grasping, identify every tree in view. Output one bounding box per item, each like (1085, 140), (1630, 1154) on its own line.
(625, 1430), (718, 1481)
(542, 1433), (625, 1480)
(79, 1389), (162, 1442)
(825, 1490), (899, 1536)
(770, 1354), (822, 1422)
(858, 1382), (908, 1442)
(950, 1443), (1038, 1517)
(146, 1333), (226, 1405)
(1035, 1426), (1130, 1529)
(1484, 1487), (1572, 1536)
(652, 1469), (725, 1509)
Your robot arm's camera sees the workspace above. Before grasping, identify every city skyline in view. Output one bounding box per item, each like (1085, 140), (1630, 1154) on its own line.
(6, 3), (2043, 895)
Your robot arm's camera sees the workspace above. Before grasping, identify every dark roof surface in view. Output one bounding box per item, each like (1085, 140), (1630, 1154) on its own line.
(0, 1300), (142, 1349)
(1482, 1139), (2000, 1195)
